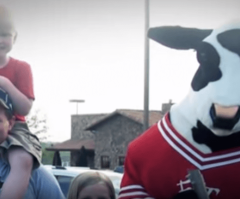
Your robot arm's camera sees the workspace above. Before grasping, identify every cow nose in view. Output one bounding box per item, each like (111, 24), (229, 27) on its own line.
(214, 104), (239, 118)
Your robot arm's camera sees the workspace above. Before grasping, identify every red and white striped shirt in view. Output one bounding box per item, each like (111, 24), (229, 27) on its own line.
(119, 114), (240, 199)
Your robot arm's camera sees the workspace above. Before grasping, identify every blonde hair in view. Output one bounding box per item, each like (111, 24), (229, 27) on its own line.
(67, 171), (116, 199)
(0, 5), (15, 32)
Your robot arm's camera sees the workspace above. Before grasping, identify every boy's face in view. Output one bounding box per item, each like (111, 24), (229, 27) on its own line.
(0, 106), (14, 144)
(0, 22), (16, 57)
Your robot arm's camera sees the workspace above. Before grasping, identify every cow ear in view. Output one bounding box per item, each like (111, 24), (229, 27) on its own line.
(148, 26), (213, 50)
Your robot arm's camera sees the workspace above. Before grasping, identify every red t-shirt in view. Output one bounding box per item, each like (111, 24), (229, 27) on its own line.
(120, 114), (240, 199)
(0, 57), (35, 121)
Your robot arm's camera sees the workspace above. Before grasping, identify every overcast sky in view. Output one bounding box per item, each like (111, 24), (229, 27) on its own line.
(1, 0), (240, 142)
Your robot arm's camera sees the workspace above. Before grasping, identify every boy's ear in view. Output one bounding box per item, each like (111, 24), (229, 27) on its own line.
(8, 115), (15, 131)
(148, 26), (213, 50)
(13, 31), (17, 44)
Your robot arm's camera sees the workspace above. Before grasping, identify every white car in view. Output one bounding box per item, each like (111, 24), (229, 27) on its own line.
(44, 165), (123, 198)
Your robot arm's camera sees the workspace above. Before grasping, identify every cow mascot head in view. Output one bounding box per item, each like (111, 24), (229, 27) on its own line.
(148, 20), (240, 154)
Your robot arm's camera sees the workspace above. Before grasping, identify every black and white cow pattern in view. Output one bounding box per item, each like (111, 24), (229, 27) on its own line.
(148, 25), (240, 92)
(148, 21), (240, 153)
(192, 42), (221, 91)
(218, 29), (240, 57)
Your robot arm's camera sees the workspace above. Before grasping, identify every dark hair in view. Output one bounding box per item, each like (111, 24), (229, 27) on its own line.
(0, 104), (13, 120)
(67, 171), (116, 199)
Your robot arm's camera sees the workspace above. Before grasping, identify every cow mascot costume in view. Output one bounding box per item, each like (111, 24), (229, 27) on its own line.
(119, 20), (240, 199)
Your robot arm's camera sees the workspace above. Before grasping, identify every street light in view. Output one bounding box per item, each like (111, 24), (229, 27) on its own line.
(69, 99), (85, 115)
(143, 0), (150, 131)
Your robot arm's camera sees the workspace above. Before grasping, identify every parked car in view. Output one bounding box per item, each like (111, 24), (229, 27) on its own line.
(114, 166), (124, 173)
(44, 165), (123, 198)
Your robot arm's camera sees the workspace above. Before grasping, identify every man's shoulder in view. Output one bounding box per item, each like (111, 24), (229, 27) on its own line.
(31, 165), (57, 184)
(32, 165), (51, 176)
(28, 165), (65, 199)
(0, 161), (64, 199)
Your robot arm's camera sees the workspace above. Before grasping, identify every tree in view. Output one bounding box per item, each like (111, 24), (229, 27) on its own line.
(26, 109), (49, 142)
(41, 142), (55, 164)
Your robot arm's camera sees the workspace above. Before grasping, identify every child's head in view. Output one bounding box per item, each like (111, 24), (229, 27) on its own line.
(0, 5), (16, 57)
(0, 88), (14, 144)
(67, 171), (116, 199)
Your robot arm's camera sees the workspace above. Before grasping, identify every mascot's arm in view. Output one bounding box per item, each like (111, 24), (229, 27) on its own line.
(118, 148), (154, 199)
(119, 148), (200, 199)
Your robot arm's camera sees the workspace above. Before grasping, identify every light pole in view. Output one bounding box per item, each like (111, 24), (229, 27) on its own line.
(69, 99), (85, 115)
(143, 0), (150, 131)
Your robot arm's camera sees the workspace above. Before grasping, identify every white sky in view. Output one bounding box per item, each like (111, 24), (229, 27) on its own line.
(1, 0), (239, 142)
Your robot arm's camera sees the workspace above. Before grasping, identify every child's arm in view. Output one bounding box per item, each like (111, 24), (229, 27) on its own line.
(0, 148), (33, 199)
(0, 76), (32, 116)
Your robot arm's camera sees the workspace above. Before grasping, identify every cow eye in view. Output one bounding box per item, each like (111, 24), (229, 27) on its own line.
(196, 42), (219, 67)
(197, 49), (208, 64)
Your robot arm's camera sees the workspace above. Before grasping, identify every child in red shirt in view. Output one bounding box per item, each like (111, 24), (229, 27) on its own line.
(0, 5), (41, 199)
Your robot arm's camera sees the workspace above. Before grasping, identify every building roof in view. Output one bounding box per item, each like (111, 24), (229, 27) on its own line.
(47, 109), (164, 151)
(71, 113), (107, 140)
(46, 139), (95, 151)
(85, 109), (163, 130)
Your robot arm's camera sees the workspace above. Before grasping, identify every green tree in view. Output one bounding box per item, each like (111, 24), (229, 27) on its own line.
(41, 142), (55, 165)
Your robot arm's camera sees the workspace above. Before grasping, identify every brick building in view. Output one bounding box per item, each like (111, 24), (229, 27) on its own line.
(47, 102), (173, 169)
(85, 109), (163, 169)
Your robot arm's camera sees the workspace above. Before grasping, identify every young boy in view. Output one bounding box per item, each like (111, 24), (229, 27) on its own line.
(0, 5), (42, 199)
